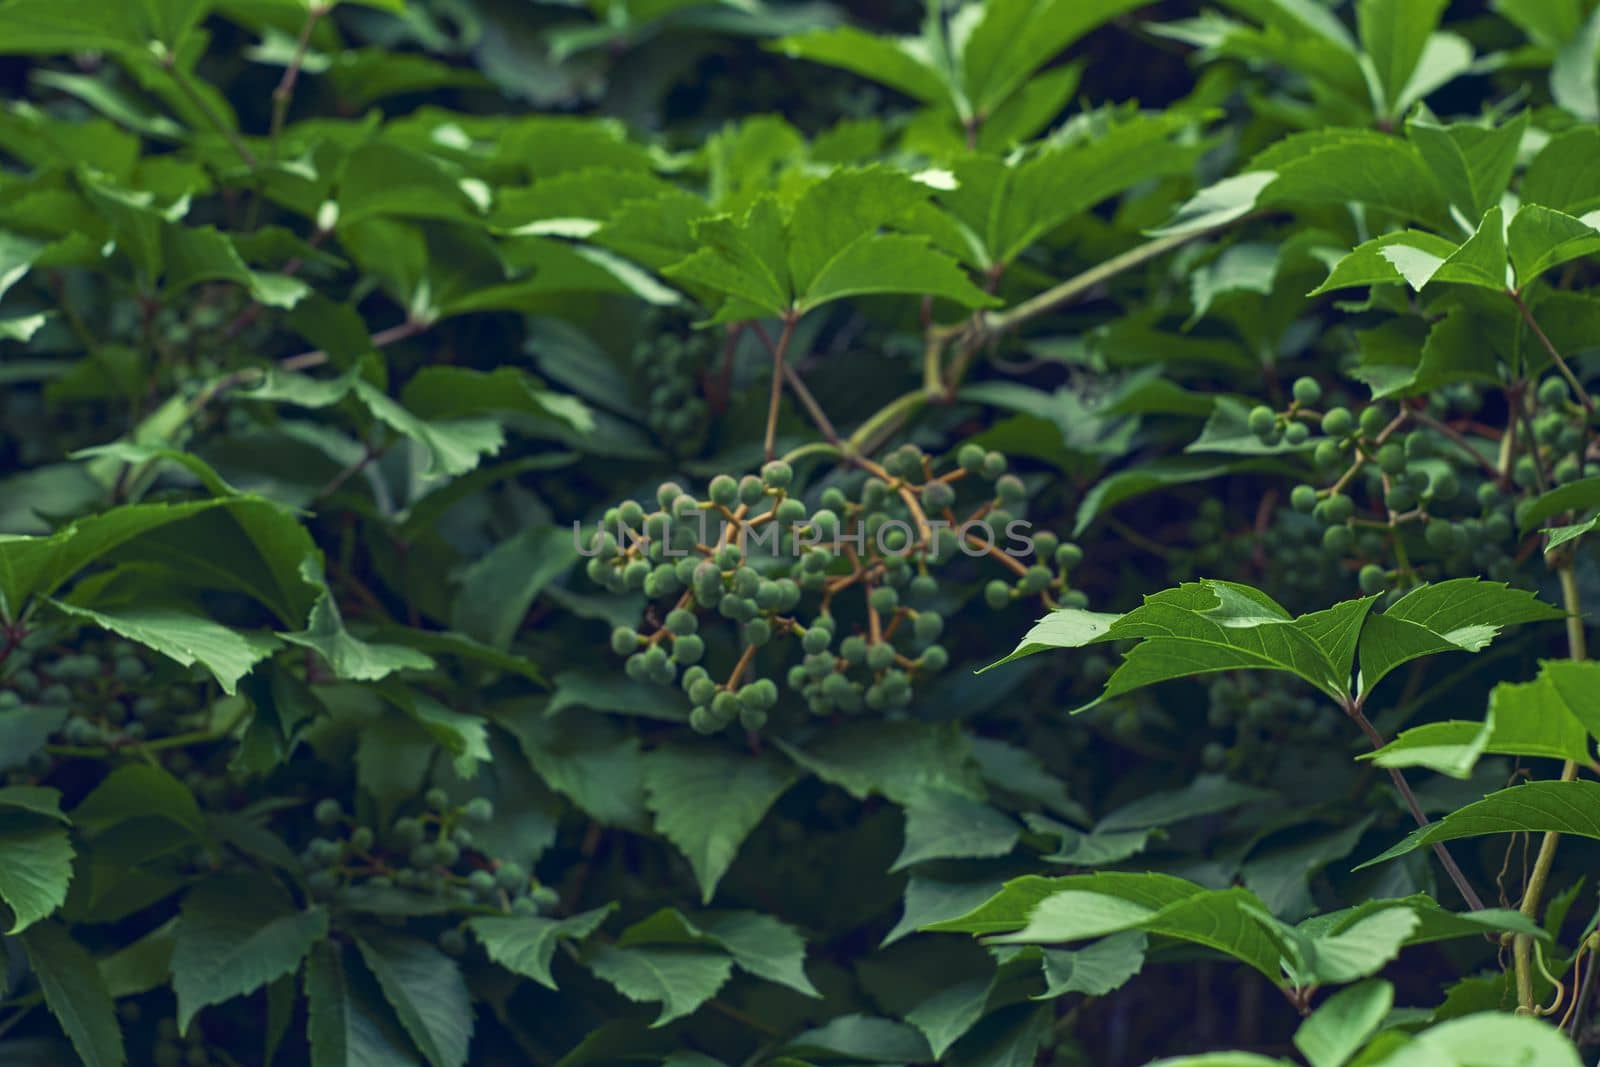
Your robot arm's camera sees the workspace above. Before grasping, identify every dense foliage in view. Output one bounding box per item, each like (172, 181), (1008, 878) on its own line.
(2, 0), (1600, 1064)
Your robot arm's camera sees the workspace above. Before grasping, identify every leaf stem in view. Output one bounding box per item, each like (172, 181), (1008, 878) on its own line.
(1511, 291), (1593, 416)
(1515, 562), (1586, 1013)
(270, 4), (327, 157)
(982, 229), (1209, 336)
(1345, 698), (1486, 911)
(763, 314), (799, 461)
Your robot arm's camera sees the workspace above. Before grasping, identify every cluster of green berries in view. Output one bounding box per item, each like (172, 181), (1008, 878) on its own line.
(589, 445), (1080, 732)
(1516, 376), (1599, 490)
(1245, 376), (1327, 447)
(1203, 672), (1336, 779)
(299, 790), (557, 934)
(0, 632), (208, 782)
(629, 319), (714, 450)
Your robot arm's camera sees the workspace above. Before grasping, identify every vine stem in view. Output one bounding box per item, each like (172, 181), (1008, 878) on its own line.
(1510, 291), (1593, 416)
(763, 314), (799, 462)
(269, 4), (328, 157)
(981, 229), (1211, 336)
(1515, 562), (1586, 1013)
(1345, 697), (1486, 911)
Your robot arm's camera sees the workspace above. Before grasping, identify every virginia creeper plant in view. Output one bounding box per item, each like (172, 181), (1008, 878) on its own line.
(0, 0), (1598, 1065)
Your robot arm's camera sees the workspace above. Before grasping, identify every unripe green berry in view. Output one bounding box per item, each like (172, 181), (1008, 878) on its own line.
(1376, 443), (1405, 475)
(314, 799), (342, 826)
(1283, 421), (1310, 446)
(984, 579), (1011, 609)
(913, 612), (943, 643)
(1321, 407), (1354, 437)
(1292, 377), (1322, 406)
(1247, 405), (1276, 438)
(673, 634), (705, 665)
(761, 460), (793, 489)
(1290, 485), (1318, 513)
(709, 475), (738, 507)
(1357, 564), (1387, 594)
(1322, 526), (1354, 554)
(464, 797), (494, 824)
(866, 643), (896, 671)
(425, 788), (450, 811)
(869, 587), (898, 614)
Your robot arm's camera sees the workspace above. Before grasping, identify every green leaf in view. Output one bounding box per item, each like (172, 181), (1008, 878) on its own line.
(1360, 780), (1600, 868)
(1404, 109), (1525, 220)
(770, 27), (949, 106)
(1163, 131), (1451, 237)
(643, 746), (794, 903)
(1096, 774), (1273, 833)
(280, 579), (435, 682)
(0, 812), (73, 933)
(1365, 665), (1594, 777)
(1309, 231), (1463, 294)
(584, 943), (734, 1027)
(1355, 579), (1564, 699)
(1507, 204), (1600, 286)
(305, 942), (423, 1067)
(927, 872), (1203, 935)
(959, 0), (1147, 115)
(1521, 475), (1600, 531)
(618, 908), (819, 997)
(1372, 1011), (1582, 1066)
(1551, 2), (1600, 122)
(72, 763), (205, 839)
(450, 527), (580, 650)
(19, 922), (124, 1067)
(172, 875), (329, 1034)
(1522, 127), (1600, 214)
(893, 791), (1020, 870)
(1358, 0), (1450, 116)
(994, 885), (1288, 982)
(798, 232), (995, 313)
(354, 934), (473, 1067)
(905, 977), (990, 1059)
(1037, 931), (1148, 998)
(0, 498), (228, 615)
(1293, 980), (1392, 1067)
(49, 601), (276, 694)
(468, 907), (613, 990)
(775, 720), (985, 804)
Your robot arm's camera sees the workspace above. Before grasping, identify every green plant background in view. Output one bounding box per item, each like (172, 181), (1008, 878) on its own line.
(1, 1), (1599, 1065)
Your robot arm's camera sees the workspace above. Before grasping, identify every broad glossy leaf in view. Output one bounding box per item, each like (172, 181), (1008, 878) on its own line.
(49, 601), (276, 694)
(1520, 475), (1600, 530)
(1551, 3), (1600, 122)
(1294, 980), (1392, 1067)
(305, 942), (423, 1067)
(1507, 204), (1600, 285)
(1522, 126), (1600, 214)
(1358, 0), (1450, 116)
(959, 0), (1146, 114)
(904, 977), (989, 1059)
(468, 907), (612, 990)
(19, 922), (124, 1067)
(354, 934), (473, 1067)
(172, 876), (329, 1033)
(1073, 457), (1296, 536)
(927, 871), (1203, 935)
(1360, 780), (1600, 867)
(771, 27), (948, 105)
(618, 908), (818, 997)
(280, 584), (435, 683)
(643, 745), (794, 903)
(1366, 666), (1594, 777)
(0, 812), (73, 933)
(1037, 930), (1147, 998)
(1368, 1011), (1582, 1066)
(1310, 231), (1462, 294)
(893, 791), (1020, 870)
(584, 943), (733, 1027)
(1163, 130), (1451, 237)
(1355, 579), (1564, 699)
(1404, 108), (1523, 221)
